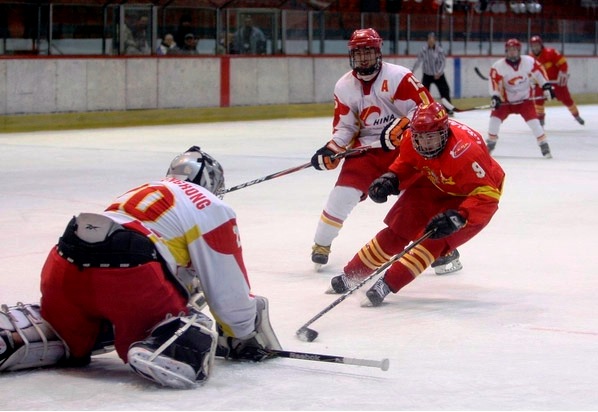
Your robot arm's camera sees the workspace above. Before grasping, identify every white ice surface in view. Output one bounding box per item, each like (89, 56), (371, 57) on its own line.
(1, 105), (597, 410)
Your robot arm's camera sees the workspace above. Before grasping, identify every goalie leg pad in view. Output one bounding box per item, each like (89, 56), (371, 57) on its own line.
(127, 310), (217, 389)
(253, 296), (282, 351)
(1, 303), (67, 372)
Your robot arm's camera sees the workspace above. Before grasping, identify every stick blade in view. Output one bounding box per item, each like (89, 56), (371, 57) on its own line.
(296, 327), (318, 342)
(440, 97), (455, 112)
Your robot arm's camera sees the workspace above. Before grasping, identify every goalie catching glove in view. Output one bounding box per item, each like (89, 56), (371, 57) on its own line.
(425, 209), (466, 239)
(368, 172), (400, 204)
(380, 116), (410, 151)
(216, 296), (282, 362)
(311, 141), (345, 170)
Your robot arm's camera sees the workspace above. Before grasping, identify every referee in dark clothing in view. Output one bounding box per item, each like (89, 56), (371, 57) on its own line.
(412, 32), (454, 115)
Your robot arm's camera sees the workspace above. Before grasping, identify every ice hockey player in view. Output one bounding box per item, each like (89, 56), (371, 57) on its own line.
(486, 38), (555, 158)
(327, 102), (505, 307)
(0, 146), (281, 389)
(309, 27), (461, 274)
(529, 35), (584, 126)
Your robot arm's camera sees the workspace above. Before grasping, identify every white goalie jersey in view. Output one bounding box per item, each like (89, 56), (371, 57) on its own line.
(103, 177), (257, 339)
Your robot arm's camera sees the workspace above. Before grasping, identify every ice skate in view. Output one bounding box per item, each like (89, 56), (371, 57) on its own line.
(575, 115), (585, 125)
(311, 243), (331, 270)
(485, 139), (497, 154)
(362, 278), (391, 307)
(325, 274), (354, 294)
(540, 141), (552, 159)
(431, 249), (463, 275)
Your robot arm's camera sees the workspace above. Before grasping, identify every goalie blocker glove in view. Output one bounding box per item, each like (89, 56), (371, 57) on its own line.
(368, 172), (400, 204)
(311, 141), (344, 170)
(380, 116), (410, 151)
(542, 83), (555, 100)
(425, 209), (466, 239)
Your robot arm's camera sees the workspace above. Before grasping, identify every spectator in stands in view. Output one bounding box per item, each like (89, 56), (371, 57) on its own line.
(122, 14), (150, 55)
(217, 32), (236, 55)
(156, 33), (178, 56)
(174, 14), (194, 49)
(412, 32), (453, 115)
(232, 15), (266, 55)
(177, 33), (198, 55)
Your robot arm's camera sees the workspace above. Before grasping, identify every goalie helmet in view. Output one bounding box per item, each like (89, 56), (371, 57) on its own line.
(504, 38), (521, 63)
(167, 146), (225, 197)
(410, 102), (450, 159)
(348, 28), (383, 76)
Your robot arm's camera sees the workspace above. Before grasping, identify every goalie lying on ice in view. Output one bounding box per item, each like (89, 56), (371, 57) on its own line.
(0, 146), (281, 389)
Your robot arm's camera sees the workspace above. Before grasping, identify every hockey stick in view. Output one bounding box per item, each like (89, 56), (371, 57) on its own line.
(264, 348), (390, 371)
(474, 67), (489, 81)
(222, 144), (378, 194)
(296, 230), (435, 342)
(474, 67), (559, 85)
(441, 97), (491, 113)
(441, 95), (549, 114)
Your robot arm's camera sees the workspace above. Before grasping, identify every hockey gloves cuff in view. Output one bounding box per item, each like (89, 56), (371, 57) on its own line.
(542, 83), (555, 100)
(216, 333), (273, 362)
(425, 209), (466, 239)
(557, 71), (569, 87)
(490, 96), (502, 110)
(380, 116), (410, 151)
(311, 141), (344, 170)
(368, 172), (400, 204)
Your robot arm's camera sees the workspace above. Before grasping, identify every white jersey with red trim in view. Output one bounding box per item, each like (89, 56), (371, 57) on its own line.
(103, 177), (255, 339)
(331, 62), (433, 148)
(489, 55), (549, 103)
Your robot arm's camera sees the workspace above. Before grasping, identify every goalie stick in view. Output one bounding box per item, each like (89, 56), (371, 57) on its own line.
(263, 348), (390, 371)
(222, 144), (379, 194)
(296, 230), (435, 343)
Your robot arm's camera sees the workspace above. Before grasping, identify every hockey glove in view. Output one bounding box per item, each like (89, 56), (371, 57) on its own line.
(217, 333), (274, 362)
(490, 96), (502, 110)
(380, 116), (410, 151)
(311, 142), (343, 170)
(368, 172), (400, 203)
(557, 71), (569, 87)
(542, 83), (555, 100)
(425, 209), (466, 239)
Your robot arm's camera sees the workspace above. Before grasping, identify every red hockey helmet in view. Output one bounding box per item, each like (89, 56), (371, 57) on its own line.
(348, 28), (383, 76)
(505, 38), (521, 62)
(410, 102), (450, 158)
(347, 28), (383, 50)
(505, 38), (521, 51)
(530, 35), (543, 55)
(530, 35), (543, 46)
